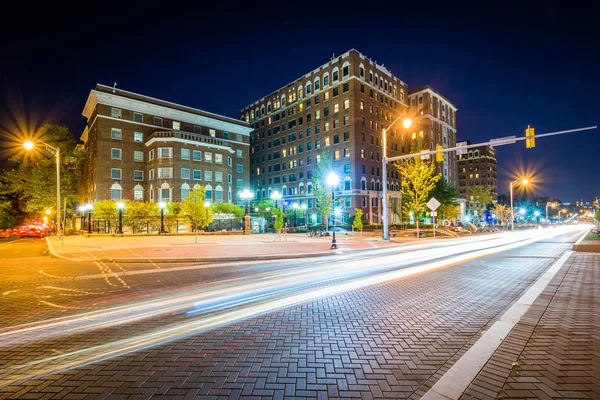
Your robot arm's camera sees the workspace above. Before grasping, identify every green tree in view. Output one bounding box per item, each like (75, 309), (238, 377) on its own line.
(313, 151), (334, 230)
(211, 202), (244, 230)
(353, 208), (364, 233)
(163, 202), (184, 233)
(395, 152), (441, 236)
(469, 185), (493, 220)
(122, 200), (158, 233)
(437, 203), (459, 221)
(273, 207), (284, 232)
(0, 124), (82, 227)
(429, 177), (457, 205)
(92, 200), (118, 232)
(181, 186), (213, 243)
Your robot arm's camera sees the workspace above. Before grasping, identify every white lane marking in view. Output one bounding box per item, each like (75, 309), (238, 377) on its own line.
(422, 250), (573, 400)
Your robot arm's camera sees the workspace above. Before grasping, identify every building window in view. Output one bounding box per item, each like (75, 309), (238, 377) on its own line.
(134, 132), (143, 142)
(111, 128), (122, 140)
(111, 148), (122, 160)
(158, 168), (173, 178)
(344, 148), (350, 158)
(333, 87), (338, 97)
(215, 154), (223, 164)
(205, 152), (213, 163)
(343, 83), (349, 93)
(209, 129), (216, 137)
(215, 172), (223, 182)
(237, 164), (243, 173)
(344, 180), (351, 191)
(134, 170), (143, 181)
(181, 184), (190, 200)
(158, 147), (172, 158)
(236, 149), (243, 159)
(361, 149), (365, 158)
(334, 150), (340, 160)
(181, 148), (190, 160)
(149, 149), (154, 160)
(194, 125), (201, 134)
(193, 150), (202, 161)
(133, 112), (143, 123)
(181, 168), (190, 180)
(215, 187), (223, 203)
(160, 185), (171, 202)
(134, 151), (143, 162)
(149, 169), (154, 180)
(173, 121), (180, 130)
(343, 115), (350, 126)
(343, 65), (349, 77)
(111, 183), (122, 200)
(154, 117), (163, 127)
(111, 108), (122, 119)
(332, 69), (339, 82)
(111, 168), (122, 180)
(134, 186), (143, 201)
(193, 170), (202, 180)
(237, 179), (243, 187)
(205, 171), (213, 181)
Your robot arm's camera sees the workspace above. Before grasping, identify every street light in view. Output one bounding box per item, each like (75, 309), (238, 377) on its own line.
(301, 203), (307, 228)
(117, 202), (125, 234)
(510, 178), (529, 231)
(270, 191), (282, 209)
(327, 172), (339, 249)
(534, 210), (540, 226)
(159, 202), (166, 234)
(382, 112), (412, 240)
(240, 189), (254, 235)
(292, 203), (298, 227)
(86, 204), (93, 233)
(545, 202), (557, 224)
(558, 208), (567, 222)
(24, 140), (61, 238)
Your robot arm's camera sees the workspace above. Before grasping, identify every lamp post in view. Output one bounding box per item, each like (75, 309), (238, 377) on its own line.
(86, 204), (93, 234)
(240, 189), (254, 235)
(327, 172), (339, 249)
(534, 210), (540, 226)
(159, 202), (166, 234)
(545, 202), (557, 224)
(382, 114), (412, 240)
(270, 191), (282, 209)
(558, 208), (567, 223)
(510, 178), (529, 231)
(117, 202), (125, 234)
(301, 204), (307, 228)
(292, 203), (298, 227)
(24, 140), (61, 238)
(78, 206), (86, 231)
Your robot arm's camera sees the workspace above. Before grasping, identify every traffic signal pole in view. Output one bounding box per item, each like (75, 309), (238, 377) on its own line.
(386, 126), (597, 163)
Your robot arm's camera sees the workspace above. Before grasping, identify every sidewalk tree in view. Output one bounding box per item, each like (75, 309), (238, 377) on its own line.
(437, 203), (459, 221)
(181, 186), (213, 243)
(313, 151), (334, 230)
(92, 200), (118, 231)
(429, 177), (458, 222)
(469, 185), (493, 221)
(493, 203), (512, 229)
(273, 207), (284, 232)
(0, 124), (82, 226)
(353, 208), (364, 233)
(164, 202), (184, 233)
(211, 203), (244, 230)
(122, 200), (157, 233)
(394, 152), (440, 236)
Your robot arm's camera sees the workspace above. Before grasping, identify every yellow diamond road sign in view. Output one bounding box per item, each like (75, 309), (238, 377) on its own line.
(427, 197), (441, 211)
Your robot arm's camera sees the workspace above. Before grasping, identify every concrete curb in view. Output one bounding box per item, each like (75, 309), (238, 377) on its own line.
(572, 229), (600, 252)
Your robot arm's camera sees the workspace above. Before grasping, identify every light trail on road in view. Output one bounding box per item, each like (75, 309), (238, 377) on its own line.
(0, 226), (586, 388)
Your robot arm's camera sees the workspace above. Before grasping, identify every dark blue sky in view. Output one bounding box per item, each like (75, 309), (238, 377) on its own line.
(1, 1), (598, 203)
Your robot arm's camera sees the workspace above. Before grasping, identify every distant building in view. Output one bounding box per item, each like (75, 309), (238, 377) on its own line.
(407, 86), (458, 186)
(239, 49), (457, 225)
(457, 141), (498, 210)
(79, 84), (253, 204)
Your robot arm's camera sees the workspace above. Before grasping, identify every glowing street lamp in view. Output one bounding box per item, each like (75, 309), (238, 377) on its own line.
(510, 178), (529, 231)
(24, 140), (61, 238)
(116, 202), (125, 234)
(270, 191), (282, 209)
(301, 203), (307, 228)
(382, 113), (412, 240)
(159, 202), (167, 234)
(292, 203), (299, 226)
(327, 172), (340, 249)
(240, 189), (254, 235)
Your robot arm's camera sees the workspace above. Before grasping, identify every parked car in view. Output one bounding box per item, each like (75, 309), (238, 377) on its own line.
(19, 225), (47, 238)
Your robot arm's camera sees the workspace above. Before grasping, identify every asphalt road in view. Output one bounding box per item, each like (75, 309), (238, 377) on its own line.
(0, 227), (587, 399)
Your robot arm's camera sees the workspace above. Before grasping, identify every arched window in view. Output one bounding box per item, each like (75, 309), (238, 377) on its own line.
(306, 82), (312, 95)
(267, 102), (271, 113)
(262, 189), (266, 199)
(111, 183), (122, 200)
(133, 184), (143, 201)
(181, 183), (190, 201)
(374, 73), (379, 86)
(384, 81), (388, 91)
(314, 77), (320, 91)
(281, 94), (286, 106)
(323, 72), (329, 87)
(342, 61), (350, 78)
(282, 185), (287, 196)
(215, 185), (223, 203)
(245, 113), (249, 122)
(205, 184), (213, 203)
(359, 63), (365, 78)
(298, 85), (303, 99)
(260, 105), (265, 116)
(361, 178), (367, 191)
(160, 183), (171, 203)
(332, 67), (339, 82)
(369, 70), (373, 83)
(149, 184), (154, 202)
(299, 182), (305, 194)
(254, 108), (259, 119)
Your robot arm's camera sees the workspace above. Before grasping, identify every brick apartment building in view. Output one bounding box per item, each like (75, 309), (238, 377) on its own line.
(240, 49), (458, 224)
(407, 86), (458, 186)
(457, 140), (498, 207)
(79, 84), (253, 205)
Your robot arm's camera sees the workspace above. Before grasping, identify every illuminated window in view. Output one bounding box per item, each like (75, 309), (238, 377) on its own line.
(344, 99), (350, 109)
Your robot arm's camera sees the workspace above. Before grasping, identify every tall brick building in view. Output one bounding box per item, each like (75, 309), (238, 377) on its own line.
(457, 140), (498, 207)
(79, 84), (252, 204)
(240, 49), (458, 224)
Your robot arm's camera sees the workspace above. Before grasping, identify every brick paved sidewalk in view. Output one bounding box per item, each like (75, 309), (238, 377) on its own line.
(46, 233), (429, 262)
(460, 252), (600, 399)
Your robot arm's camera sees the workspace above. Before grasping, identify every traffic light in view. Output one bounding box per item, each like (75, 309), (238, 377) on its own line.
(435, 145), (444, 162)
(526, 125), (536, 148)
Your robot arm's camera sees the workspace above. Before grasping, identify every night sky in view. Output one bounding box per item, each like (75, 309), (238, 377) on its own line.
(1, 1), (598, 203)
